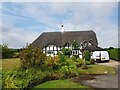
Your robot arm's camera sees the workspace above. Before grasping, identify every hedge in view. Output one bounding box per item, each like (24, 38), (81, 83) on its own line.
(107, 48), (120, 61)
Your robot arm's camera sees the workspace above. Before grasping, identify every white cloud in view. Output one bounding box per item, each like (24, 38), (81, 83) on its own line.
(2, 2), (118, 48)
(2, 24), (39, 48)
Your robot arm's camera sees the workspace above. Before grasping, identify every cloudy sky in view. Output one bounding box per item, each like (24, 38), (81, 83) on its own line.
(1, 1), (118, 48)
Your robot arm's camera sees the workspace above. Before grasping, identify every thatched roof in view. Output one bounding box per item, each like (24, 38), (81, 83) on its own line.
(31, 30), (98, 48)
(83, 45), (104, 51)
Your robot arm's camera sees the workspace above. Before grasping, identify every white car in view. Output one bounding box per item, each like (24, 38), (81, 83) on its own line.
(91, 51), (109, 62)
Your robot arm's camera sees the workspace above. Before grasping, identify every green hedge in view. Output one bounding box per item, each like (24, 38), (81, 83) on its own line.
(2, 48), (20, 59)
(107, 48), (120, 61)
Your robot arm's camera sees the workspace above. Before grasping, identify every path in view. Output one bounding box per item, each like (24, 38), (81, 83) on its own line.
(75, 60), (120, 89)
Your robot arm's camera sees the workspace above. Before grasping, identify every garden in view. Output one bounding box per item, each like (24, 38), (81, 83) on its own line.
(1, 44), (116, 89)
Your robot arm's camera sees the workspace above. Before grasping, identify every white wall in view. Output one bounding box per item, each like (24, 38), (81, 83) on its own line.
(42, 45), (59, 57)
(43, 44), (83, 58)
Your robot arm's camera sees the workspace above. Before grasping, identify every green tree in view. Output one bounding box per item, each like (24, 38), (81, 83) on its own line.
(1, 44), (11, 58)
(61, 48), (71, 57)
(72, 40), (79, 49)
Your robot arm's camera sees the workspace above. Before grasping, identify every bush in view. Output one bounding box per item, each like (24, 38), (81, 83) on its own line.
(108, 48), (120, 61)
(83, 50), (90, 61)
(70, 56), (77, 62)
(58, 54), (69, 63)
(20, 45), (46, 69)
(13, 52), (20, 58)
(1, 44), (20, 59)
(60, 59), (78, 78)
(61, 48), (71, 56)
(2, 68), (65, 88)
(90, 59), (95, 64)
(45, 56), (60, 70)
(76, 58), (84, 67)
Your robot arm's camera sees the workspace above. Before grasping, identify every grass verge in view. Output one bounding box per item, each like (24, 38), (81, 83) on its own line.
(79, 65), (116, 75)
(33, 79), (91, 89)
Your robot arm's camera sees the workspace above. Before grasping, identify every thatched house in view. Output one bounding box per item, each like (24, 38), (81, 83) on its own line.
(31, 25), (103, 57)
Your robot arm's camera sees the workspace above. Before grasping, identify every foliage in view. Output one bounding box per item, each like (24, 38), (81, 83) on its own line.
(61, 48), (71, 56)
(90, 59), (95, 65)
(83, 50), (90, 61)
(1, 44), (19, 58)
(108, 48), (120, 61)
(70, 56), (77, 62)
(45, 56), (60, 70)
(60, 59), (78, 78)
(20, 45), (46, 69)
(2, 57), (116, 89)
(1, 44), (20, 59)
(13, 52), (20, 58)
(72, 40), (79, 49)
(2, 68), (64, 88)
(76, 58), (84, 67)
(59, 54), (69, 62)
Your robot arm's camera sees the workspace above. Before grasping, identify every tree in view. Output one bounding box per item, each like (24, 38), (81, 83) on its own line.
(1, 44), (10, 58)
(61, 48), (71, 57)
(72, 40), (79, 49)
(80, 40), (91, 69)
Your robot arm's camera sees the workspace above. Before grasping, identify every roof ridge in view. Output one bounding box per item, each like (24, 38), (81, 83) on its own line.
(43, 30), (94, 33)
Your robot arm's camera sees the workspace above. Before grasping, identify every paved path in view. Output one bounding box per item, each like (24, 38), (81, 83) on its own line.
(80, 60), (119, 89)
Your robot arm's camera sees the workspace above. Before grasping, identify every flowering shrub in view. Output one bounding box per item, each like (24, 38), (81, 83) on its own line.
(45, 56), (60, 70)
(60, 59), (78, 78)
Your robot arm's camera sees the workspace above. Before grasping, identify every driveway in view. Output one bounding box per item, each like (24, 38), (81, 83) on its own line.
(75, 60), (120, 89)
(97, 60), (119, 69)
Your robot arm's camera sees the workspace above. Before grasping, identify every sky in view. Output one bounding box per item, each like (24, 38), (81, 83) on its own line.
(1, 1), (119, 48)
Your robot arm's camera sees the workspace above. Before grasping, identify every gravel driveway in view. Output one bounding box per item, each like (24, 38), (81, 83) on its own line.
(77, 60), (120, 89)
(97, 60), (119, 69)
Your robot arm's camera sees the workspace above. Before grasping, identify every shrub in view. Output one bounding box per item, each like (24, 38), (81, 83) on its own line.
(58, 54), (69, 63)
(86, 61), (90, 65)
(83, 50), (90, 61)
(45, 70), (64, 80)
(61, 48), (71, 57)
(45, 56), (60, 70)
(76, 58), (84, 67)
(2, 68), (65, 88)
(108, 48), (120, 61)
(20, 45), (46, 69)
(60, 59), (78, 78)
(13, 52), (20, 58)
(70, 56), (77, 62)
(1, 44), (20, 59)
(90, 59), (95, 64)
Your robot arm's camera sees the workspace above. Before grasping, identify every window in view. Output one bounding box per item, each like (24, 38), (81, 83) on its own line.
(72, 50), (78, 55)
(47, 51), (54, 54)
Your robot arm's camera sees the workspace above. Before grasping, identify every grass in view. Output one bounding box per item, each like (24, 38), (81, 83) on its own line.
(79, 65), (116, 75)
(1, 58), (116, 75)
(1, 58), (21, 71)
(34, 79), (91, 89)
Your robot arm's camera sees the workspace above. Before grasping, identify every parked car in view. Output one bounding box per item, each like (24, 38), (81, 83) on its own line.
(91, 51), (110, 62)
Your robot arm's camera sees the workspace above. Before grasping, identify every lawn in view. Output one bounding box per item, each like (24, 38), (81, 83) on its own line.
(1, 58), (21, 71)
(78, 65), (116, 75)
(33, 79), (91, 89)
